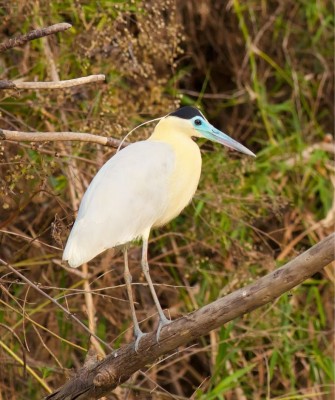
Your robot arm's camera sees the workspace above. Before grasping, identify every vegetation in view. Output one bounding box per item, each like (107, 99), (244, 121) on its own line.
(0, 0), (333, 399)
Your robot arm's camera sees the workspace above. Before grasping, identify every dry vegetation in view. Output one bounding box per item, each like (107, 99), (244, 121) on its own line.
(0, 0), (334, 399)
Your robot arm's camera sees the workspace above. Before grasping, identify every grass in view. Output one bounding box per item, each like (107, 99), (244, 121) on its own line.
(0, 0), (334, 399)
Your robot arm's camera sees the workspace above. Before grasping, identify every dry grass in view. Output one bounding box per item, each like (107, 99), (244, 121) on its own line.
(0, 0), (334, 399)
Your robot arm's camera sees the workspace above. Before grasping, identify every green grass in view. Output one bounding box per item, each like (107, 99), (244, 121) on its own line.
(0, 0), (333, 398)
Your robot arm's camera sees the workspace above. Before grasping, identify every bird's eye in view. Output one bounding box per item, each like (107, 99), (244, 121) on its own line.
(194, 119), (202, 126)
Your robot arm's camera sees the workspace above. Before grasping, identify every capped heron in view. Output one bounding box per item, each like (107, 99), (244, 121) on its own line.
(63, 106), (255, 350)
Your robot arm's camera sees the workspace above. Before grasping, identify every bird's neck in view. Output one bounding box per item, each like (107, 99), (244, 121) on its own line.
(148, 117), (202, 227)
(149, 118), (194, 145)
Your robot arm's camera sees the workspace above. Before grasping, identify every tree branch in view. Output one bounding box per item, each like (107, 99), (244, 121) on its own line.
(0, 23), (72, 53)
(0, 23), (105, 91)
(0, 75), (106, 90)
(46, 233), (335, 400)
(0, 129), (123, 148)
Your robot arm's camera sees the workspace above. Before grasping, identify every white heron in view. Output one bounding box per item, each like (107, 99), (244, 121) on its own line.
(63, 106), (255, 350)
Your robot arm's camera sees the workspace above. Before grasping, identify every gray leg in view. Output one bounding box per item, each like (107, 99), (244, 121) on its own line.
(141, 237), (171, 341)
(123, 248), (146, 351)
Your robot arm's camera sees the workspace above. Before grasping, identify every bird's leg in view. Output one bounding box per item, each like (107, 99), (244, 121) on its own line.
(141, 237), (171, 341)
(123, 248), (146, 352)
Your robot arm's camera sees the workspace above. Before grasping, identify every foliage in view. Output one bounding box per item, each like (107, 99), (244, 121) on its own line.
(0, 0), (333, 399)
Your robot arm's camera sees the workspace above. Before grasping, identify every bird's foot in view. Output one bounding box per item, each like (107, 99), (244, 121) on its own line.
(134, 326), (147, 353)
(156, 314), (172, 343)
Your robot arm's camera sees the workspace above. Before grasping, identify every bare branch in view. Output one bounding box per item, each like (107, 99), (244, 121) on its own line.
(0, 23), (72, 53)
(0, 129), (123, 149)
(45, 234), (335, 400)
(0, 75), (106, 90)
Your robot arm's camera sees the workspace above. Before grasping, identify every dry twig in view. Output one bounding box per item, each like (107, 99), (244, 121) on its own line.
(0, 23), (72, 53)
(0, 75), (106, 90)
(0, 129), (123, 148)
(0, 259), (113, 353)
(45, 233), (334, 400)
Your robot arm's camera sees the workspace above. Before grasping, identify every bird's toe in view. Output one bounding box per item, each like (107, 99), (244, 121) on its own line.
(156, 315), (172, 342)
(134, 329), (147, 353)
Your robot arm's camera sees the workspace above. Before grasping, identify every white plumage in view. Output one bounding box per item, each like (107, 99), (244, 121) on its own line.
(61, 106), (254, 349)
(63, 141), (175, 267)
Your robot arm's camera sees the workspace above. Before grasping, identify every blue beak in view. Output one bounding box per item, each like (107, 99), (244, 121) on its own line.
(198, 121), (256, 157)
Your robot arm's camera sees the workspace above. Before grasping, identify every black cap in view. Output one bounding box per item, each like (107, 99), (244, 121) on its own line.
(169, 106), (205, 120)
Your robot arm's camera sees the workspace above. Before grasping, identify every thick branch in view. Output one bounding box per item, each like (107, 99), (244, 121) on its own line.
(0, 129), (123, 148)
(0, 23), (72, 53)
(0, 75), (105, 90)
(46, 233), (335, 400)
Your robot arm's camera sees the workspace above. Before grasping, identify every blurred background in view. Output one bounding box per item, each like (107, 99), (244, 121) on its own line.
(0, 0), (334, 399)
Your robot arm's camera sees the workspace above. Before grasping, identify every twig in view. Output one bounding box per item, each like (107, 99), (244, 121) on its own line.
(0, 323), (27, 374)
(0, 129), (123, 148)
(45, 234), (335, 400)
(180, 88), (247, 100)
(82, 262), (106, 357)
(0, 259), (114, 353)
(0, 23), (72, 53)
(0, 80), (16, 89)
(284, 141), (335, 167)
(0, 75), (106, 90)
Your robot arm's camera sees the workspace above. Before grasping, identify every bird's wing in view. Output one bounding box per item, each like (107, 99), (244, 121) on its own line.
(63, 140), (175, 267)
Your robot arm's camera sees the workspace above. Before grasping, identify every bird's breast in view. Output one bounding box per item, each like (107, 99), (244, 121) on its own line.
(150, 134), (202, 227)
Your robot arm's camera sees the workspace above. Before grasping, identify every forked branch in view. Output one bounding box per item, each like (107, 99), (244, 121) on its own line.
(46, 233), (335, 400)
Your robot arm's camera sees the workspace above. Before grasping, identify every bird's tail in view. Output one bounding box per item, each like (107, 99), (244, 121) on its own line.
(62, 222), (104, 268)
(62, 239), (87, 268)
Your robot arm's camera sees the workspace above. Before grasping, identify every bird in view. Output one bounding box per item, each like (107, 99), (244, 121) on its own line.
(63, 106), (255, 350)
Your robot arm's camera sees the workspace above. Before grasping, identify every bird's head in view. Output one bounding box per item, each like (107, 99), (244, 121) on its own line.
(160, 106), (255, 157)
